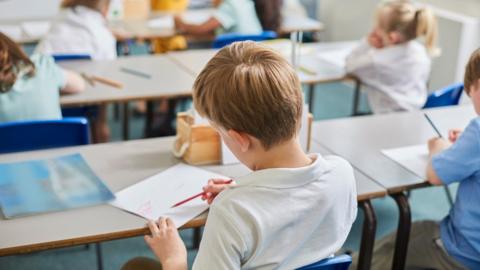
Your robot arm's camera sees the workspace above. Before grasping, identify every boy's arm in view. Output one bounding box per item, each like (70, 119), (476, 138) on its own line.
(174, 16), (221, 35)
(145, 218), (187, 270)
(426, 119), (480, 186)
(192, 206), (244, 270)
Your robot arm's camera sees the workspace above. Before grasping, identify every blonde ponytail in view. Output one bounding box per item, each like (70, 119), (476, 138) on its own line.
(378, 1), (440, 56)
(415, 7), (440, 56)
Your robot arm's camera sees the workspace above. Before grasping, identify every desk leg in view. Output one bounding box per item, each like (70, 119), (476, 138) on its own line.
(391, 193), (411, 270)
(122, 102), (130, 141)
(352, 80), (361, 116)
(193, 227), (202, 249)
(308, 84), (315, 113)
(358, 200), (376, 270)
(95, 243), (103, 270)
(145, 101), (155, 137)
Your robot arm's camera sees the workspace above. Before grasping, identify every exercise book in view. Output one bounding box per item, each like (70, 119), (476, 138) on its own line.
(0, 154), (114, 219)
(382, 144), (429, 179)
(111, 163), (228, 228)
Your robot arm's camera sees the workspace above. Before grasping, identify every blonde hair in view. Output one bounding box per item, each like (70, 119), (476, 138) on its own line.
(0, 32), (35, 93)
(193, 41), (303, 150)
(464, 48), (480, 95)
(378, 0), (439, 56)
(61, 0), (110, 12)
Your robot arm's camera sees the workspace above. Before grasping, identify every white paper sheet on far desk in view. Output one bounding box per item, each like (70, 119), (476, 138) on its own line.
(382, 144), (429, 179)
(111, 163), (227, 228)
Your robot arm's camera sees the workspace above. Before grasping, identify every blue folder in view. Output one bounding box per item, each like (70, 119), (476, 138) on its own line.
(0, 154), (114, 218)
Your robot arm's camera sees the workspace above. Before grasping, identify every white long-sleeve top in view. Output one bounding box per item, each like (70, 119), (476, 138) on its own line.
(346, 39), (431, 114)
(35, 6), (116, 60)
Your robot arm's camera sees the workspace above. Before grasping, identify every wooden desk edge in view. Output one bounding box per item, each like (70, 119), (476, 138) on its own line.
(0, 215), (206, 257)
(60, 92), (193, 107)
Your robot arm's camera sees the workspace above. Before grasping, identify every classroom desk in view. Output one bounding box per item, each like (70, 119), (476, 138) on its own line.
(110, 9), (324, 42)
(167, 40), (360, 113)
(0, 137), (386, 270)
(311, 105), (476, 270)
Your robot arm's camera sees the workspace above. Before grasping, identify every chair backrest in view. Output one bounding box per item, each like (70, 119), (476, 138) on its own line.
(296, 255), (352, 270)
(423, 82), (464, 108)
(0, 117), (90, 154)
(52, 54), (92, 62)
(212, 31), (278, 49)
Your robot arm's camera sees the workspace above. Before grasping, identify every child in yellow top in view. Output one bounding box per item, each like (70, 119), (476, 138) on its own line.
(150, 0), (189, 53)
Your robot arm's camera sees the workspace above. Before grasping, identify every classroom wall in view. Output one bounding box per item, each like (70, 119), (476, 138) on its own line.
(318, 0), (480, 91)
(0, 0), (61, 20)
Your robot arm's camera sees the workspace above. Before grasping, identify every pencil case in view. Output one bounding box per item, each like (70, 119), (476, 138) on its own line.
(172, 112), (313, 165)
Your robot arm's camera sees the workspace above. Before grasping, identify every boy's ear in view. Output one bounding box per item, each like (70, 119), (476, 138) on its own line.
(227, 129), (251, 152)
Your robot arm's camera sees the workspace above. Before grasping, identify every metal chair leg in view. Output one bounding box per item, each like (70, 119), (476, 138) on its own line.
(95, 243), (103, 270)
(443, 185), (454, 207)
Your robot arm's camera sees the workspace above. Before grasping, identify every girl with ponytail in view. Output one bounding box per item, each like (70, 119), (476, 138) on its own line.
(346, 0), (439, 114)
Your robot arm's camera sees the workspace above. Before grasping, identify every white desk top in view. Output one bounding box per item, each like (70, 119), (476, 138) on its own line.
(168, 40), (357, 85)
(59, 54), (194, 106)
(312, 105), (476, 193)
(0, 135), (385, 255)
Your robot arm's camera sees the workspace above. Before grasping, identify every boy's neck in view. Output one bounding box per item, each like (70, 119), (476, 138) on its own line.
(250, 139), (313, 171)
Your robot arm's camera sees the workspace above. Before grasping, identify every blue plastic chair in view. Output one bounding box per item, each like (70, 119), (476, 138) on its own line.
(0, 117), (90, 154)
(52, 54), (91, 62)
(213, 31), (278, 49)
(423, 83), (464, 108)
(297, 255), (352, 270)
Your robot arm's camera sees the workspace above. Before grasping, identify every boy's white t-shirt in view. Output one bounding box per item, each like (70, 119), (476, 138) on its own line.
(346, 40), (431, 114)
(35, 6), (117, 60)
(193, 154), (357, 270)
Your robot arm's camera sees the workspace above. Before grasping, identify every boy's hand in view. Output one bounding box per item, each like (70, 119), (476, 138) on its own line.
(368, 31), (384, 49)
(428, 137), (451, 156)
(144, 218), (187, 270)
(448, 128), (463, 143)
(201, 179), (234, 205)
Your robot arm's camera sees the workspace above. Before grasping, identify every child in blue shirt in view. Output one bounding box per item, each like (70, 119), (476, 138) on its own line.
(352, 48), (480, 270)
(0, 32), (85, 122)
(426, 48), (480, 269)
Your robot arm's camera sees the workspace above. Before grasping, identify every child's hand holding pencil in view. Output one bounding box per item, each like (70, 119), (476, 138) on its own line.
(171, 179), (234, 207)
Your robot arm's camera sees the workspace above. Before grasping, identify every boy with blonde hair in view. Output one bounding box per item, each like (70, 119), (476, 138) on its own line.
(123, 41), (357, 270)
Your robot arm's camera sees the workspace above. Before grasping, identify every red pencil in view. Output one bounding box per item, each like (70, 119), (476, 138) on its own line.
(171, 179), (233, 208)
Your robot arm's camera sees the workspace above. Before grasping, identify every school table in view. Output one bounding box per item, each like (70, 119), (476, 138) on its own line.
(167, 40), (361, 114)
(110, 9), (325, 42)
(58, 54), (195, 140)
(311, 105), (476, 270)
(0, 137), (386, 270)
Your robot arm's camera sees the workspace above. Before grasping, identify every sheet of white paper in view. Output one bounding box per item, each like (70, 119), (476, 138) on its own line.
(382, 144), (429, 179)
(21, 21), (51, 38)
(147, 16), (174, 29)
(111, 163), (227, 228)
(0, 25), (23, 41)
(316, 47), (353, 69)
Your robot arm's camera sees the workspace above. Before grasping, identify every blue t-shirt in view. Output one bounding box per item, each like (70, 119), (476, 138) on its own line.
(0, 54), (65, 122)
(432, 117), (480, 269)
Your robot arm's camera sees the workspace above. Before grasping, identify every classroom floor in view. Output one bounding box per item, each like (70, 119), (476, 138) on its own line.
(0, 82), (457, 270)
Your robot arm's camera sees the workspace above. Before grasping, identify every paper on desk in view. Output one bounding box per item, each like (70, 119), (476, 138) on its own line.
(148, 16), (174, 29)
(0, 25), (22, 41)
(111, 163), (227, 228)
(181, 9), (211, 25)
(382, 144), (428, 179)
(21, 21), (51, 38)
(316, 47), (353, 69)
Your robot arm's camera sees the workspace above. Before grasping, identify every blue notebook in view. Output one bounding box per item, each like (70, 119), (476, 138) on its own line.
(0, 154), (114, 218)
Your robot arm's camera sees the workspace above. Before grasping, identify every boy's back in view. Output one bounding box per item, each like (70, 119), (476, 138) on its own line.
(194, 155), (357, 269)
